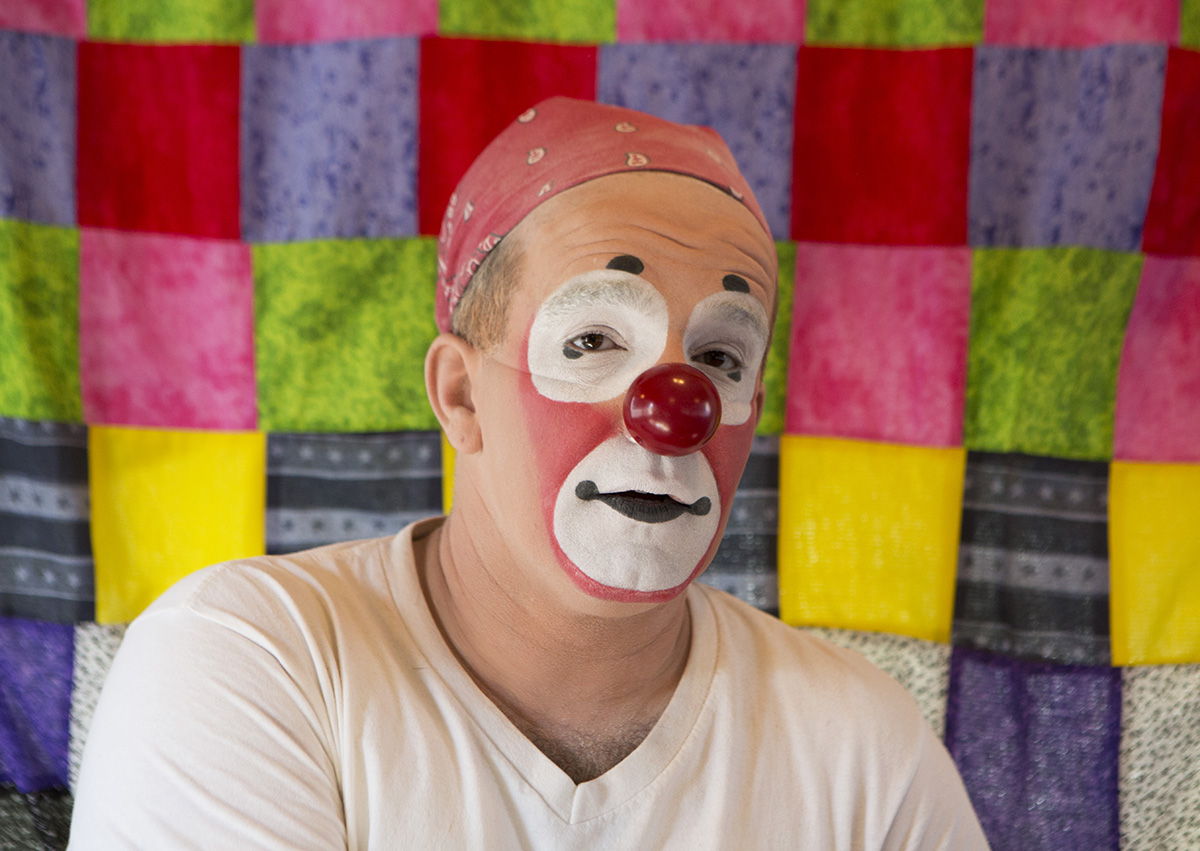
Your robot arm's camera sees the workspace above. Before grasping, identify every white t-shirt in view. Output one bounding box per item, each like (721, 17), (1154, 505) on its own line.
(71, 518), (988, 849)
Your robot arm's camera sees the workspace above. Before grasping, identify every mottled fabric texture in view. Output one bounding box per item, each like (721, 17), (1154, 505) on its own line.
(597, 42), (796, 239)
(241, 38), (419, 242)
(615, 0), (805, 42)
(86, 0), (253, 42)
(440, 0), (615, 42)
(0, 618), (72, 793)
(79, 230), (257, 430)
(969, 45), (1167, 251)
(701, 436), (779, 614)
(1185, 0), (1200, 47)
(0, 1), (86, 37)
(68, 622), (126, 792)
(1141, 47), (1200, 256)
(0, 784), (70, 851)
(253, 238), (438, 432)
(757, 241), (795, 436)
(946, 648), (1121, 850)
(953, 451), (1111, 665)
(964, 247), (1141, 461)
(786, 244), (971, 447)
(806, 0), (983, 45)
(983, 0), (1182, 47)
(266, 432), (442, 554)
(0, 220), (81, 422)
(0, 417), (92, 624)
(0, 31), (76, 226)
(254, 0), (437, 42)
(1119, 664), (1200, 849)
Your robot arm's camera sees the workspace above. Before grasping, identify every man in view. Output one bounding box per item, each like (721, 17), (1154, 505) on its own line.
(71, 98), (988, 848)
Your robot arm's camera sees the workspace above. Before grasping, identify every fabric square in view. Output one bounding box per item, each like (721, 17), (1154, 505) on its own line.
(253, 238), (439, 432)
(1119, 664), (1200, 850)
(785, 243), (971, 447)
(0, 417), (91, 624)
(68, 622), (125, 793)
(1114, 255), (1200, 462)
(79, 229), (256, 431)
(0, 785), (70, 849)
(983, 0), (1181, 46)
(964, 247), (1142, 460)
(417, 37), (598, 236)
(945, 648), (1121, 849)
(615, 0), (805, 42)
(0, 220), (80, 422)
(0, 1), (86, 36)
(778, 435), (965, 642)
(76, 42), (240, 239)
(266, 431), (442, 555)
(0, 31), (76, 226)
(805, 0), (982, 45)
(1142, 48), (1200, 257)
(0, 787), (42, 849)
(89, 425), (266, 624)
(791, 46), (972, 246)
(241, 38), (419, 242)
(1185, 1), (1200, 47)
(953, 451), (1111, 665)
(597, 42), (796, 239)
(757, 241), (795, 436)
(1109, 461), (1200, 665)
(700, 436), (780, 615)
(969, 45), (1167, 251)
(255, 0), (437, 42)
(439, 0), (614, 43)
(801, 626), (951, 737)
(0, 618), (72, 793)
(86, 0), (253, 42)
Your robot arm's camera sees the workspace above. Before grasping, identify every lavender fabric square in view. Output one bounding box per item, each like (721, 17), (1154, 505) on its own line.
(597, 42), (796, 240)
(0, 617), (72, 793)
(969, 44), (1166, 251)
(0, 31), (76, 225)
(241, 37), (419, 242)
(946, 648), (1121, 850)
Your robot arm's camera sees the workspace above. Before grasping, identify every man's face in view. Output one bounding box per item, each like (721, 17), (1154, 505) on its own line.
(469, 171), (777, 608)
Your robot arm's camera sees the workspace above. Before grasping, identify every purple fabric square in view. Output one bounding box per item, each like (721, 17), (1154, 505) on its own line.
(241, 38), (419, 242)
(0, 31), (75, 225)
(946, 648), (1121, 849)
(597, 43), (796, 240)
(0, 618), (72, 793)
(969, 44), (1166, 251)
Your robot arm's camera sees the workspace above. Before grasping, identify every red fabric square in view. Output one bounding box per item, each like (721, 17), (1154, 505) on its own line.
(418, 37), (597, 236)
(256, 0), (437, 42)
(1142, 48), (1200, 257)
(77, 43), (240, 239)
(983, 0), (1180, 47)
(791, 46), (972, 246)
(616, 0), (805, 42)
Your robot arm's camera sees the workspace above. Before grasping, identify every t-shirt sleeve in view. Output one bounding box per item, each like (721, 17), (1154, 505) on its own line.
(69, 573), (348, 850)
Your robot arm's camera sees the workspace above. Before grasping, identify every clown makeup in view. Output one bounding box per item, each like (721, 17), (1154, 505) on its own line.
(683, 291), (770, 426)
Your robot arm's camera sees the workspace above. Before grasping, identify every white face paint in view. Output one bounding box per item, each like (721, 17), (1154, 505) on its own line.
(683, 291), (770, 426)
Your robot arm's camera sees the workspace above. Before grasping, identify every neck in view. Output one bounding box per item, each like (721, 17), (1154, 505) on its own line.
(415, 514), (693, 782)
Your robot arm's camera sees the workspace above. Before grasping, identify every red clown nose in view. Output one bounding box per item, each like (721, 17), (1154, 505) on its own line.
(623, 363), (722, 457)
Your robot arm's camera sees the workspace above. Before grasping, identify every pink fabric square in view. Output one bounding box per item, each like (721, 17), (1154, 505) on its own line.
(79, 229), (256, 430)
(255, 0), (437, 42)
(616, 0), (805, 42)
(0, 0), (86, 36)
(786, 243), (971, 447)
(1114, 255), (1200, 462)
(984, 0), (1180, 46)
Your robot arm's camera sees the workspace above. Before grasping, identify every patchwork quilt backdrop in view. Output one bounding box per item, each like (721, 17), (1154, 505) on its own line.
(1, 0), (1199, 847)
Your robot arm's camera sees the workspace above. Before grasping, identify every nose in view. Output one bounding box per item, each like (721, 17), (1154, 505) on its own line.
(623, 363), (722, 457)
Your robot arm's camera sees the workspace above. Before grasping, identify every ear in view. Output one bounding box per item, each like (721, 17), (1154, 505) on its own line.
(425, 333), (483, 455)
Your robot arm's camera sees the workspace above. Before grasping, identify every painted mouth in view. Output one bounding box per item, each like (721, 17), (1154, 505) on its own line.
(574, 480), (712, 524)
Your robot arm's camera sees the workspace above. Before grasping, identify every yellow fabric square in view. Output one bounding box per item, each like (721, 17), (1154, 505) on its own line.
(778, 435), (965, 642)
(90, 426), (266, 624)
(441, 431), (456, 515)
(1110, 461), (1200, 665)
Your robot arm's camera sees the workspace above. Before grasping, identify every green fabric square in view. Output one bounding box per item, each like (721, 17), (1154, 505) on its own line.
(254, 238), (439, 432)
(0, 220), (81, 422)
(805, 0), (983, 45)
(757, 241), (795, 437)
(88, 0), (254, 43)
(1182, 2), (1200, 48)
(439, 0), (614, 42)
(964, 247), (1141, 461)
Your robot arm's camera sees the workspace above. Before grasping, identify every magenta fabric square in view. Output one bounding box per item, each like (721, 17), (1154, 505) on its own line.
(78, 229), (256, 430)
(1114, 255), (1200, 462)
(615, 0), (805, 42)
(0, 0), (86, 37)
(255, 0), (437, 42)
(983, 0), (1180, 46)
(785, 244), (971, 447)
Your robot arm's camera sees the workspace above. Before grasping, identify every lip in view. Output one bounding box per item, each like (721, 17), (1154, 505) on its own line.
(574, 479), (712, 524)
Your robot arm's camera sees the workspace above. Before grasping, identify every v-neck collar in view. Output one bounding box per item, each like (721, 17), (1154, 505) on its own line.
(387, 520), (719, 824)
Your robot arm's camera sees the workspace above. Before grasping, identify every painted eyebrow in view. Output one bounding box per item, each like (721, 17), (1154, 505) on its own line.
(538, 272), (658, 322)
(722, 274), (750, 293)
(694, 298), (770, 341)
(607, 255), (645, 275)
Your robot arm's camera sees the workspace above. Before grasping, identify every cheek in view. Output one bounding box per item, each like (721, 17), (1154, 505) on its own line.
(703, 419), (758, 520)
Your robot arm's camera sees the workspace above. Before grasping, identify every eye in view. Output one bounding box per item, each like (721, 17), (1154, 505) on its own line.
(564, 331), (622, 359)
(693, 348), (744, 380)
